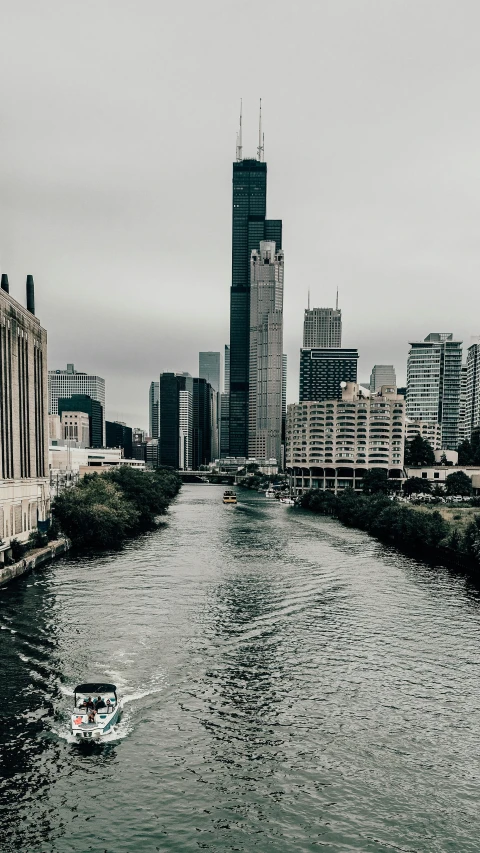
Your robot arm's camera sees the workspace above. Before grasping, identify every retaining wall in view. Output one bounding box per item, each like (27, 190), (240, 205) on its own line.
(0, 538), (70, 587)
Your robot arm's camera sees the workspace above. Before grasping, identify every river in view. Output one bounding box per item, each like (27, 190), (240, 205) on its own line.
(1, 484), (480, 852)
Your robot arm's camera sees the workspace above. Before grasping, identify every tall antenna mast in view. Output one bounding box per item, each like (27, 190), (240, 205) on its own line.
(336, 287), (339, 311)
(257, 98), (264, 161)
(236, 99), (243, 162)
(307, 289), (310, 310)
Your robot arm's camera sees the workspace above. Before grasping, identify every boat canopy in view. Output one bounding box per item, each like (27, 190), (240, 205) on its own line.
(74, 682), (117, 695)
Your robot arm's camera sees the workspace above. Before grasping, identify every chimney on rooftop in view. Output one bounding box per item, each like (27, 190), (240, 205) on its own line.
(1, 274), (9, 293)
(26, 275), (35, 314)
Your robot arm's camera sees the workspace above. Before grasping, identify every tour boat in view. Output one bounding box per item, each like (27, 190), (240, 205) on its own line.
(71, 682), (121, 741)
(265, 487), (276, 498)
(223, 490), (237, 505)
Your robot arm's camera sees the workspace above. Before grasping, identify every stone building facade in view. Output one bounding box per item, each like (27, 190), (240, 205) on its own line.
(0, 276), (49, 553)
(286, 383), (405, 494)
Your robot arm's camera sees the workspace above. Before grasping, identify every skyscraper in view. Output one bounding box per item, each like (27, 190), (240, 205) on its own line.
(49, 364), (106, 444)
(406, 333), (462, 450)
(179, 388), (193, 470)
(303, 306), (342, 348)
(224, 344), (230, 393)
(149, 381), (160, 439)
(465, 337), (480, 440)
(192, 378), (212, 468)
(458, 363), (468, 443)
(370, 365), (396, 393)
(160, 373), (191, 468)
(299, 349), (359, 402)
(229, 106), (282, 456)
(248, 241), (284, 463)
(199, 352), (220, 392)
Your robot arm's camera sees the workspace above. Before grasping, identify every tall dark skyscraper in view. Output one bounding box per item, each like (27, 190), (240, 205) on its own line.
(229, 105), (282, 456)
(299, 349), (359, 402)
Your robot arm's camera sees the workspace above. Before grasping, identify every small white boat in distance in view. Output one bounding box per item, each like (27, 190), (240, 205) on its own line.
(71, 682), (120, 741)
(265, 487), (276, 498)
(280, 497), (295, 506)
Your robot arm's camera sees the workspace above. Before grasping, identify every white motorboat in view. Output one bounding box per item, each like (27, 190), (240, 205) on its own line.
(71, 682), (121, 741)
(280, 497), (295, 506)
(265, 488), (276, 498)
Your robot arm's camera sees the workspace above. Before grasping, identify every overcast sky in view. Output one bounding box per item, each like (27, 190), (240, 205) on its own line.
(1, 0), (479, 428)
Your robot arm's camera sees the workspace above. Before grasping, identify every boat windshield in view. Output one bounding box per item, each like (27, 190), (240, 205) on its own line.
(75, 692), (116, 711)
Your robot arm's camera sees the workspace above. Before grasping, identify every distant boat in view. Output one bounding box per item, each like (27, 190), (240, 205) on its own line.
(223, 490), (237, 505)
(280, 497), (295, 506)
(265, 487), (276, 498)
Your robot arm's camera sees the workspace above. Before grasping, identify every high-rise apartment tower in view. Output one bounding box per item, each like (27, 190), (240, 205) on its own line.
(406, 333), (462, 450)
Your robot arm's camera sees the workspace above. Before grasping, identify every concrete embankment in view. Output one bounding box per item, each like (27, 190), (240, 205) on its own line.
(0, 538), (71, 587)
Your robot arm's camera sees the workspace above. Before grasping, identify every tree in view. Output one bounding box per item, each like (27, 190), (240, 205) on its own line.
(405, 434), (435, 466)
(362, 468), (389, 495)
(458, 428), (480, 465)
(403, 476), (431, 496)
(445, 471), (472, 496)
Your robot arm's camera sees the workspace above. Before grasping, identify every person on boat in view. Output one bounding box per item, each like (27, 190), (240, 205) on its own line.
(95, 696), (106, 710)
(88, 710), (95, 724)
(106, 699), (113, 713)
(85, 697), (94, 711)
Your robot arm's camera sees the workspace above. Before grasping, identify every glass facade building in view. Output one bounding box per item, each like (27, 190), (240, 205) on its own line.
(299, 349), (359, 402)
(149, 381), (160, 439)
(229, 158), (282, 456)
(406, 333), (462, 450)
(199, 352), (220, 392)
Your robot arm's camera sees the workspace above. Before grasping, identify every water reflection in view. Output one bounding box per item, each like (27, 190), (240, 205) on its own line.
(0, 570), (63, 850)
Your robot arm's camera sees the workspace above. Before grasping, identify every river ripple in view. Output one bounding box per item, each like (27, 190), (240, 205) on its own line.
(1, 484), (480, 852)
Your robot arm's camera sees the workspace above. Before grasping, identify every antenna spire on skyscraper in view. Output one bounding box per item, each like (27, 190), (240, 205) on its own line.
(236, 99), (243, 162)
(336, 287), (339, 311)
(257, 98), (264, 162)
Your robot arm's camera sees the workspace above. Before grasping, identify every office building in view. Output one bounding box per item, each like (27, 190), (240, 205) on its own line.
(465, 338), (480, 440)
(303, 306), (342, 348)
(160, 373), (192, 468)
(149, 381), (160, 439)
(145, 438), (160, 469)
(248, 240), (284, 464)
(406, 333), (462, 450)
(58, 395), (104, 448)
(179, 388), (193, 470)
(370, 365), (396, 393)
(49, 363), (105, 444)
(199, 352), (220, 392)
(106, 421), (133, 458)
(299, 348), (359, 402)
(224, 344), (230, 393)
(192, 378), (212, 468)
(219, 393), (230, 458)
(62, 411), (90, 447)
(229, 108), (282, 457)
(282, 352), (287, 445)
(286, 383), (405, 494)
(0, 275), (49, 552)
(219, 345), (230, 458)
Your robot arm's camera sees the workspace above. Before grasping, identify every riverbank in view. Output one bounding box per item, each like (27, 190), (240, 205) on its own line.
(0, 537), (70, 587)
(53, 467), (182, 551)
(299, 489), (480, 570)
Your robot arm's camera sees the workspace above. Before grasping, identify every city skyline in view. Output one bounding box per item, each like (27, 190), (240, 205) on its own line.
(2, 5), (480, 428)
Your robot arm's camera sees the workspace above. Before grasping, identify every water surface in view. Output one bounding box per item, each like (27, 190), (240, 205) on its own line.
(1, 485), (480, 852)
